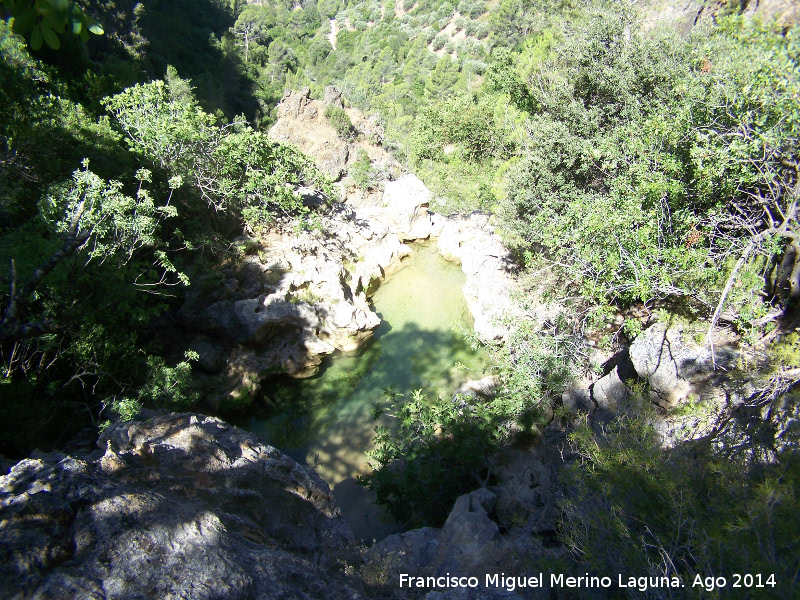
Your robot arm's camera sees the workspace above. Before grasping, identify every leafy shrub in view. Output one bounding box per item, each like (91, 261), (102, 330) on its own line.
(410, 93), (514, 161)
(561, 390), (800, 599)
(457, 0), (485, 19)
(432, 32), (447, 50)
(324, 104), (357, 140)
(497, 12), (799, 320)
(349, 148), (376, 189)
(358, 389), (503, 527)
(104, 77), (330, 227)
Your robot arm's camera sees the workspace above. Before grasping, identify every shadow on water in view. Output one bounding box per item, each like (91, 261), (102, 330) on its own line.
(243, 242), (489, 541)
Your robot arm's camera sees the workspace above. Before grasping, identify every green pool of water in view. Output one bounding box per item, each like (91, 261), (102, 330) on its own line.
(243, 242), (488, 539)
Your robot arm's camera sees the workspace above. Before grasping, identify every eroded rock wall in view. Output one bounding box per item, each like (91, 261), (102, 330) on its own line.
(0, 414), (362, 600)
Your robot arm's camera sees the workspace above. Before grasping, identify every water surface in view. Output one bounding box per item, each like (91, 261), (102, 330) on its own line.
(246, 242), (487, 539)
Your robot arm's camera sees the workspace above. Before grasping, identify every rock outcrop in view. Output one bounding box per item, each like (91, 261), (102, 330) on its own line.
(0, 414), (362, 600)
(268, 87), (395, 181)
(367, 442), (566, 600)
(437, 214), (522, 340)
(562, 322), (743, 445)
(178, 198), (424, 406)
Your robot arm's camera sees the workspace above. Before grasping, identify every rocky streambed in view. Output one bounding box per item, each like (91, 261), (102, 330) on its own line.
(179, 175), (521, 411)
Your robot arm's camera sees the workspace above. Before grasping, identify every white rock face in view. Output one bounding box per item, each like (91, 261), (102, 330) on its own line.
(436, 214), (520, 340)
(366, 174), (435, 240)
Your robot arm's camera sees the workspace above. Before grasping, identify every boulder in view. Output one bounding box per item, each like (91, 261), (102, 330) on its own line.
(629, 323), (738, 407)
(374, 174), (435, 240)
(561, 388), (592, 415)
(452, 376), (499, 404)
(491, 449), (559, 537)
(324, 85), (344, 108)
(590, 367), (629, 412)
(368, 486), (551, 599)
(0, 414), (361, 600)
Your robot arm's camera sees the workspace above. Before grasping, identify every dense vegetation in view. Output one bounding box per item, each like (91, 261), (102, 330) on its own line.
(2, 0), (799, 596)
(0, 2), (330, 455)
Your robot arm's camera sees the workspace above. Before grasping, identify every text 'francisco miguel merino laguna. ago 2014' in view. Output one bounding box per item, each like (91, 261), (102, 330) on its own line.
(399, 573), (778, 593)
(400, 573), (686, 593)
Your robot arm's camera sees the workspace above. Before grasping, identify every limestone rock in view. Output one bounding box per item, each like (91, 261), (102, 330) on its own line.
(368, 486), (551, 597)
(324, 85), (344, 108)
(0, 414), (361, 600)
(268, 90), (399, 181)
(561, 388), (592, 415)
(639, 0), (798, 34)
(453, 376), (499, 406)
(364, 174), (435, 241)
(629, 323), (738, 407)
(436, 215), (522, 340)
(590, 367), (629, 412)
(491, 449), (559, 537)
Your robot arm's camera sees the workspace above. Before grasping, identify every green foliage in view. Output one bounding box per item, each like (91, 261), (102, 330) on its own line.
(3, 0), (103, 50)
(481, 317), (576, 432)
(43, 161), (175, 262)
(103, 76), (331, 227)
(411, 93), (514, 162)
(0, 20), (332, 454)
(102, 350), (200, 426)
(497, 12), (799, 316)
(349, 148), (376, 189)
(324, 103), (356, 140)
(359, 388), (504, 527)
(561, 391), (800, 599)
(769, 332), (800, 370)
(485, 46), (534, 113)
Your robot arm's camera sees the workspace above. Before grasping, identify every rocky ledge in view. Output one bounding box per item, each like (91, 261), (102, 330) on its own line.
(0, 413), (573, 600)
(0, 414), (362, 600)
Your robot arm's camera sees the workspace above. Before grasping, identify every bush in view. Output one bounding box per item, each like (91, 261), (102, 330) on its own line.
(560, 389), (800, 599)
(324, 104), (356, 140)
(358, 389), (503, 527)
(410, 93), (514, 162)
(349, 148), (376, 189)
(432, 32), (447, 50)
(497, 13), (799, 319)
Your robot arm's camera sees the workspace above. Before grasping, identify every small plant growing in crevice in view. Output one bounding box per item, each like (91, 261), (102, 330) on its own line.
(324, 104), (356, 140)
(349, 148), (376, 189)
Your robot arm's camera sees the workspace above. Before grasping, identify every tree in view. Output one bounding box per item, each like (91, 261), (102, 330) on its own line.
(1, 162), (177, 344)
(103, 74), (332, 227)
(232, 7), (269, 63)
(266, 39), (296, 84)
(485, 46), (534, 113)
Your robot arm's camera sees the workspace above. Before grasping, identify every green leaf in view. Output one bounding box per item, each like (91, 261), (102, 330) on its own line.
(11, 7), (38, 35)
(30, 25), (43, 50)
(85, 16), (104, 35)
(40, 8), (67, 33)
(79, 27), (89, 43)
(40, 23), (61, 49)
